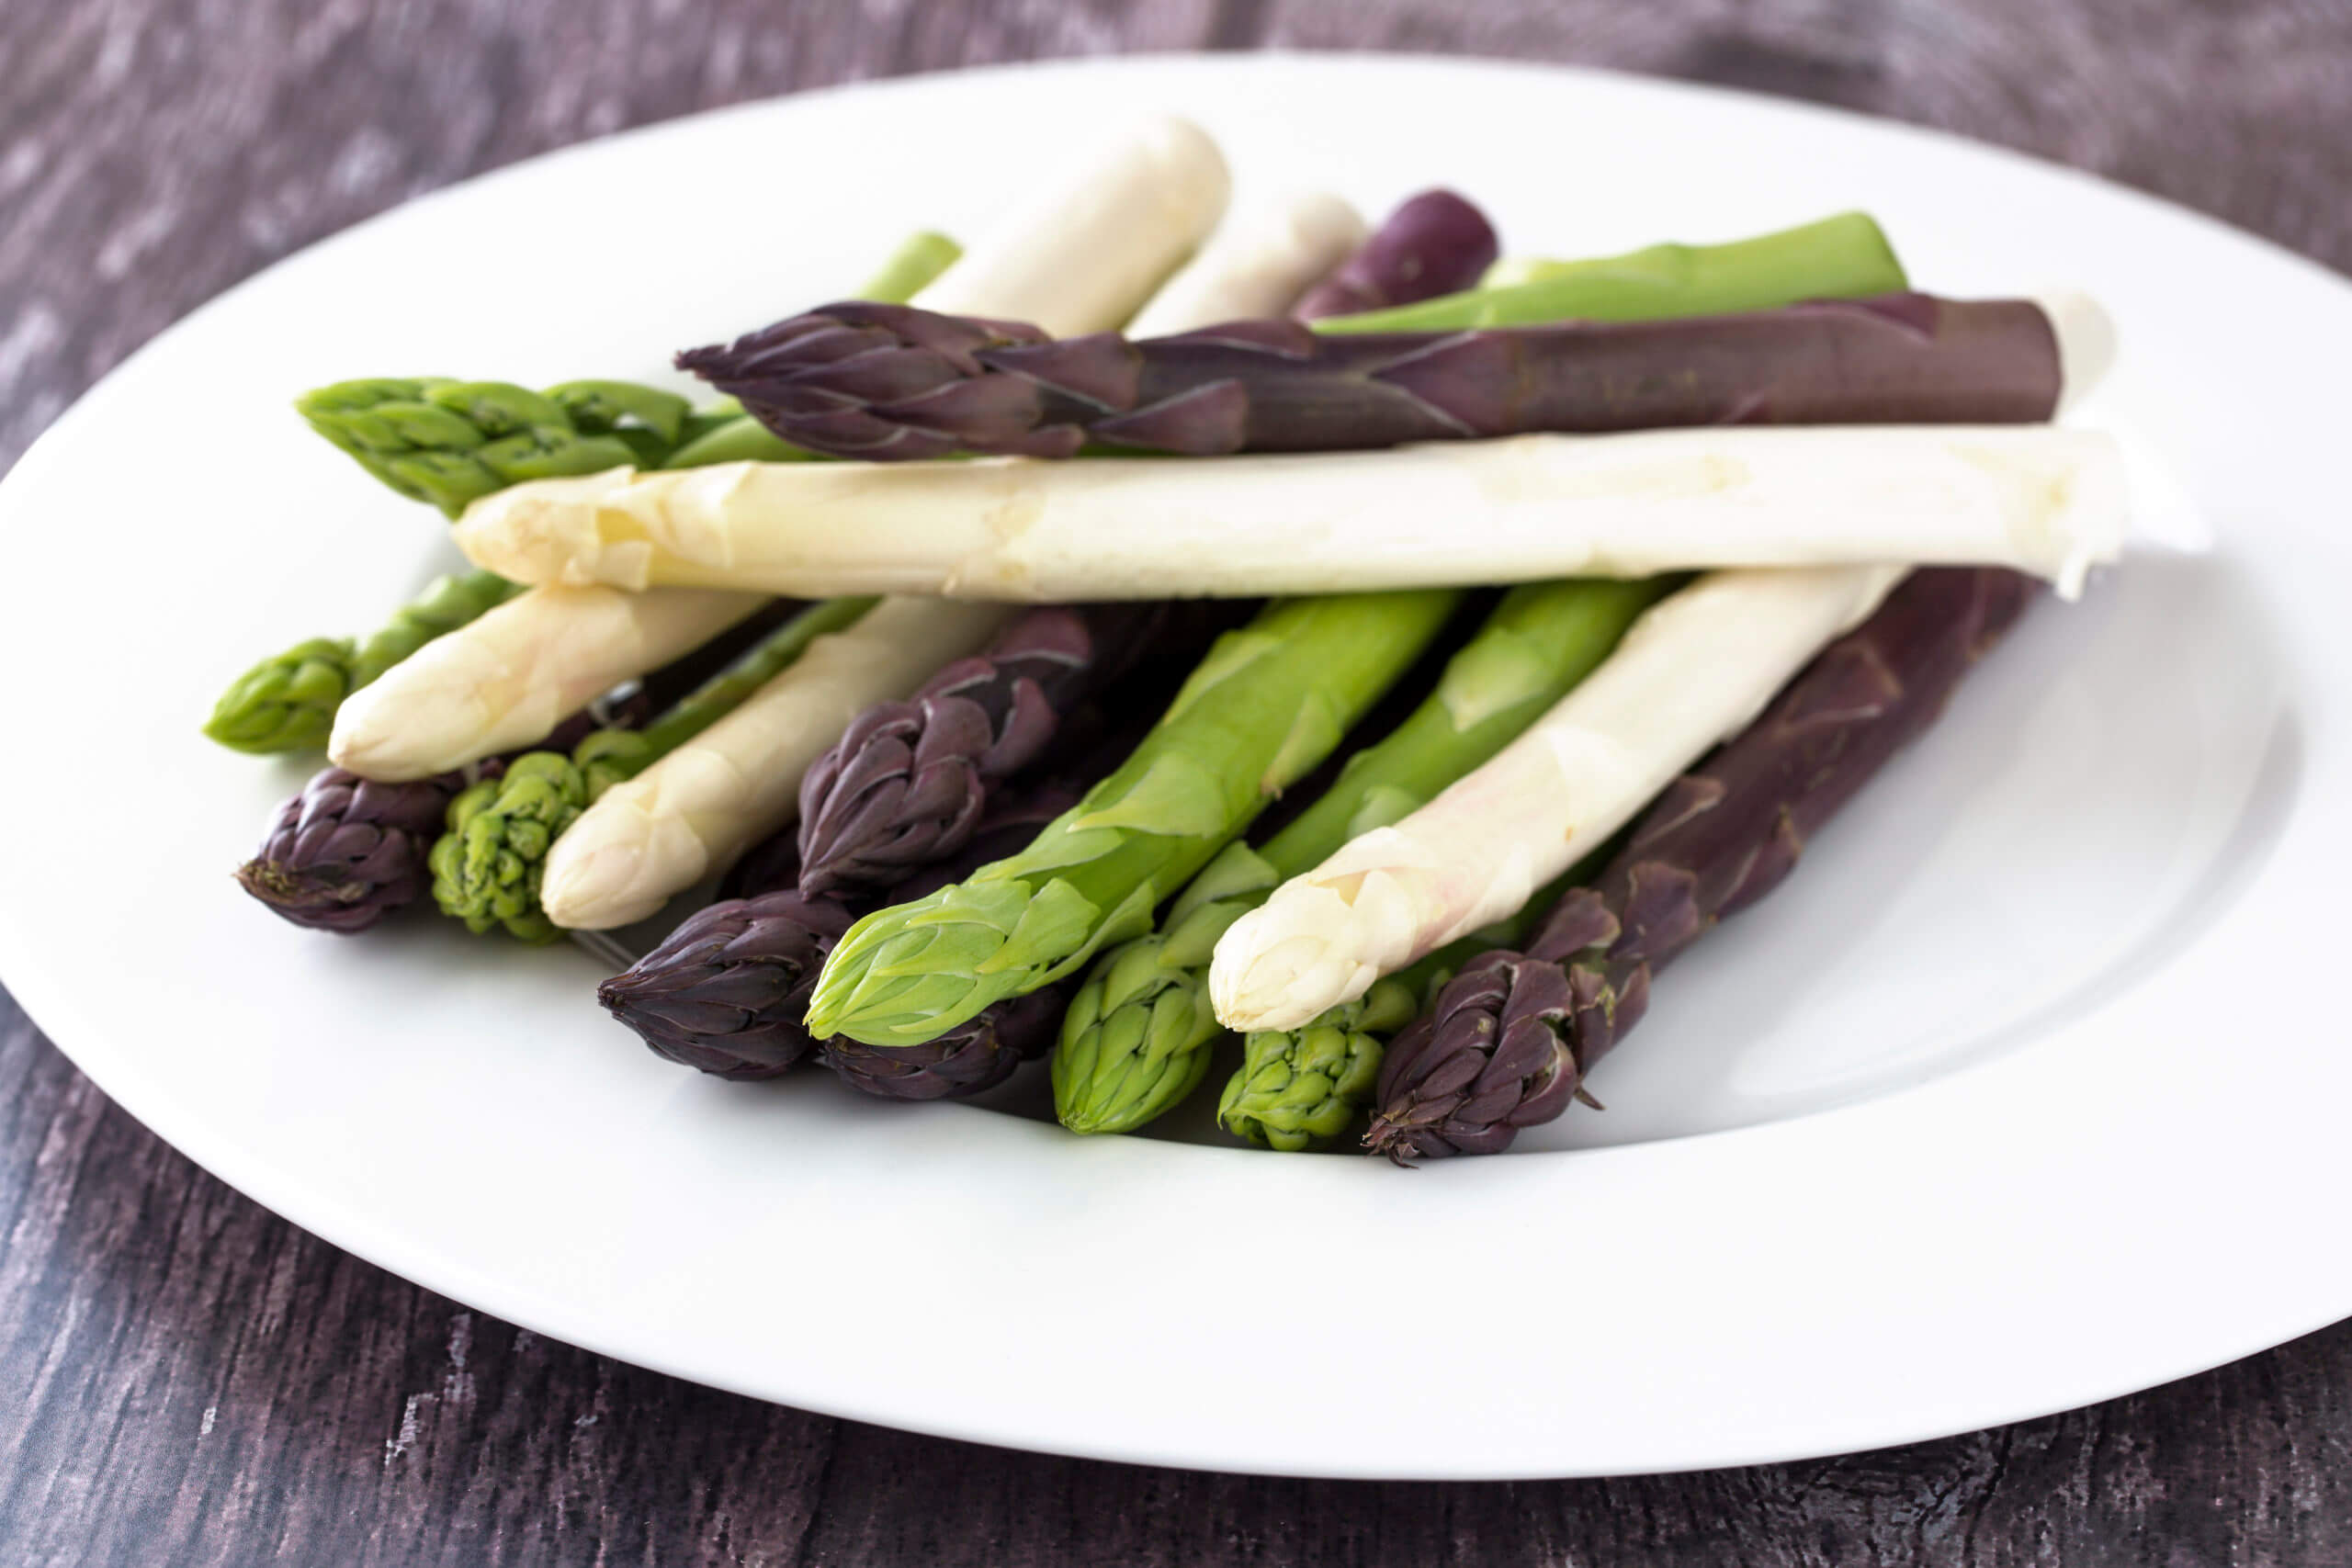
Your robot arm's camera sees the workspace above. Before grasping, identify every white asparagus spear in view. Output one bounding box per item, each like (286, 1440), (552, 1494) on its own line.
(539, 144), (1319, 931)
(1204, 565), (1909, 1032)
(326, 584), (768, 782)
(453, 423), (2129, 603)
(1125, 191), (1368, 336)
(910, 116), (1230, 334)
(539, 598), (1015, 928)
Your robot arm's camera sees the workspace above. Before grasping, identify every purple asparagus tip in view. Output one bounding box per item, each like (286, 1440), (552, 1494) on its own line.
(235, 766), (465, 934)
(597, 891), (854, 1079)
(822, 986), (1069, 1100)
(793, 606), (1153, 899)
(1293, 188), (1500, 321)
(1363, 943), (1627, 1165)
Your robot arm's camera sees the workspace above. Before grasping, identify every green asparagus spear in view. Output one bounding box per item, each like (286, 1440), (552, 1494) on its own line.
(1052, 578), (1670, 1134)
(298, 231), (962, 513)
(432, 596), (876, 942)
(805, 592), (1464, 1047)
(1317, 213), (1905, 333)
(203, 569), (520, 753)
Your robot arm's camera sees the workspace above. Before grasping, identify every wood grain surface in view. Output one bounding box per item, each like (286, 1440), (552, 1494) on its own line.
(5, 3), (2350, 1563)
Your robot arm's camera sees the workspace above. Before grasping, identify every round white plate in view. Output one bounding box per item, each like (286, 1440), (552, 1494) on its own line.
(1, 54), (2345, 1480)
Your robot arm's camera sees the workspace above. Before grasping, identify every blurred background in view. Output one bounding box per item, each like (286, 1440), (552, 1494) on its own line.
(3, 3), (2349, 1564)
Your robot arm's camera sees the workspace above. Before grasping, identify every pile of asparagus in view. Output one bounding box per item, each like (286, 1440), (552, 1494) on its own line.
(214, 115), (2123, 1161)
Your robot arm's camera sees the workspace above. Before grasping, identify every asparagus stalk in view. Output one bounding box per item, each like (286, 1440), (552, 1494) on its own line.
(1052, 577), (1669, 1135)
(1292, 189), (1499, 321)
(1207, 566), (1911, 1032)
(537, 597), (1017, 930)
(1364, 567), (2034, 1163)
(296, 232), (964, 512)
(906, 116), (1228, 335)
(203, 570), (520, 754)
(451, 423), (2127, 603)
(1124, 193), (1368, 338)
(328, 583), (771, 781)
(1337, 212), (1905, 333)
(681, 291), (2058, 463)
(792, 604), (1172, 898)
(804, 590), (1462, 1048)
(429, 599), (876, 941)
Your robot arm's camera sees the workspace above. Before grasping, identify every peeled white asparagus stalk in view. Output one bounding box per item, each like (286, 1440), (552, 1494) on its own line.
(1125, 191), (1368, 336)
(537, 130), (1284, 931)
(1205, 565), (1909, 1032)
(538, 598), (1015, 929)
(908, 115), (1229, 334)
(453, 424), (2129, 603)
(326, 585), (768, 782)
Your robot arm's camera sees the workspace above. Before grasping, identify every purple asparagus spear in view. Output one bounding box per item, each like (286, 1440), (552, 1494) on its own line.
(1292, 189), (1498, 321)
(1365, 568), (2036, 1165)
(675, 292), (2060, 463)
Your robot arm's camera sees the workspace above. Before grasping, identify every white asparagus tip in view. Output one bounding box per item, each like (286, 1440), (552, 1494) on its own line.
(1208, 889), (1392, 1032)
(2033, 289), (2117, 416)
(539, 802), (682, 930)
(454, 467), (675, 591)
(328, 674), (492, 783)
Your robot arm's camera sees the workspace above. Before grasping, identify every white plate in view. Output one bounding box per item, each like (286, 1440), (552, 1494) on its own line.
(1, 54), (2346, 1480)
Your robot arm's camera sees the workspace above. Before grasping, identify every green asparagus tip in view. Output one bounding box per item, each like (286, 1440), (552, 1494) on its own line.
(203, 637), (357, 753)
(808, 877), (1107, 1046)
(427, 752), (587, 943)
(1216, 976), (1423, 1151)
(1216, 1019), (1386, 1152)
(1051, 935), (1225, 1135)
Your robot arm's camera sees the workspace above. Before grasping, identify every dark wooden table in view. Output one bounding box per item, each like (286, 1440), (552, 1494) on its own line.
(6, 3), (2349, 1562)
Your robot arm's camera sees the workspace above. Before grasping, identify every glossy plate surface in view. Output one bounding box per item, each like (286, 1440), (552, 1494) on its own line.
(0, 54), (2343, 1478)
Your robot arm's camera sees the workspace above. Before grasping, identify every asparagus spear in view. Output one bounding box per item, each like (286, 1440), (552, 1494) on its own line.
(1123, 192), (1368, 338)
(678, 291), (2058, 462)
(452, 423), (2127, 603)
(1208, 567), (1910, 1032)
(1333, 211), (1905, 332)
(295, 231), (964, 513)
(1053, 577), (1669, 1135)
(1364, 567), (2034, 1163)
(907, 117), (1228, 336)
(203, 570), (520, 754)
(1291, 189), (1498, 321)
(329, 583), (773, 781)
(805, 590), (1462, 1048)
(430, 598), (875, 942)
(792, 604), (1173, 898)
